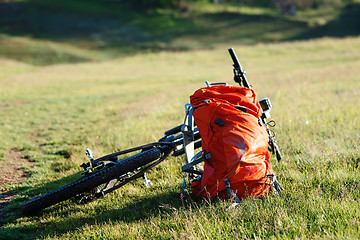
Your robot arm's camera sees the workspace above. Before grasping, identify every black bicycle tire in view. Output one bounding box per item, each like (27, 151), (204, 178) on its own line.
(21, 147), (161, 215)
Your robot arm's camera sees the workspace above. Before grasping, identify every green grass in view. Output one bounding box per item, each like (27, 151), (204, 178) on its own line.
(1, 36), (360, 239)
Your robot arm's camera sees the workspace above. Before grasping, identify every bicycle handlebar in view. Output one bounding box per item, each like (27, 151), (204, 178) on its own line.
(228, 48), (251, 89)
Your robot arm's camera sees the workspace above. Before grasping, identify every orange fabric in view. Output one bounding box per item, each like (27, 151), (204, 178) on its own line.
(190, 85), (273, 199)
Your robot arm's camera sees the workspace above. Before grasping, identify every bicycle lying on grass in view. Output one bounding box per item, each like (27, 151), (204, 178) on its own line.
(22, 48), (283, 215)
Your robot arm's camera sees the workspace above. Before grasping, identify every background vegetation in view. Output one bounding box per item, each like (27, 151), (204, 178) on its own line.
(0, 0), (359, 239)
(0, 0), (359, 65)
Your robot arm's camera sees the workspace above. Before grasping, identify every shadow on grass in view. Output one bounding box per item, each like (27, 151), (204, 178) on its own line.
(5, 187), (196, 239)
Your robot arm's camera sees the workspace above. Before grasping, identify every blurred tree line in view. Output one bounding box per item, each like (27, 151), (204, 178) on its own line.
(125, 0), (356, 14)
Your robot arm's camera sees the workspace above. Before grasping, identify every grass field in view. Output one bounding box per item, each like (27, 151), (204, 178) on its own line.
(0, 36), (359, 239)
(1, 1), (360, 239)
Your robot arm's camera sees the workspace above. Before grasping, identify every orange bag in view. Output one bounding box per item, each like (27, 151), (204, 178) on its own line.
(190, 85), (274, 199)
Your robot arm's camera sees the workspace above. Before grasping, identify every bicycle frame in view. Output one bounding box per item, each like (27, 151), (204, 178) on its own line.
(77, 116), (202, 201)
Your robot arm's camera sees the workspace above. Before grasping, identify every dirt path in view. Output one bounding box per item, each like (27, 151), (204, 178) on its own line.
(0, 149), (34, 188)
(0, 149), (35, 220)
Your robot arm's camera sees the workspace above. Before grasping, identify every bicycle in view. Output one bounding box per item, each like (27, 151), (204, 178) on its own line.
(21, 48), (282, 215)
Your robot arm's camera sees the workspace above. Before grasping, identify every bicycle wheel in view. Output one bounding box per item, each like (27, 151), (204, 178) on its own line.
(22, 147), (161, 215)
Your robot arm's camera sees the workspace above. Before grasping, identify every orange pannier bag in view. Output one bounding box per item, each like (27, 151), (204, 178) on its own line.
(190, 85), (274, 200)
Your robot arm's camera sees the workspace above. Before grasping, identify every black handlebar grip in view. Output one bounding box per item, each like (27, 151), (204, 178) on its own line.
(228, 48), (251, 89)
(228, 48), (242, 69)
